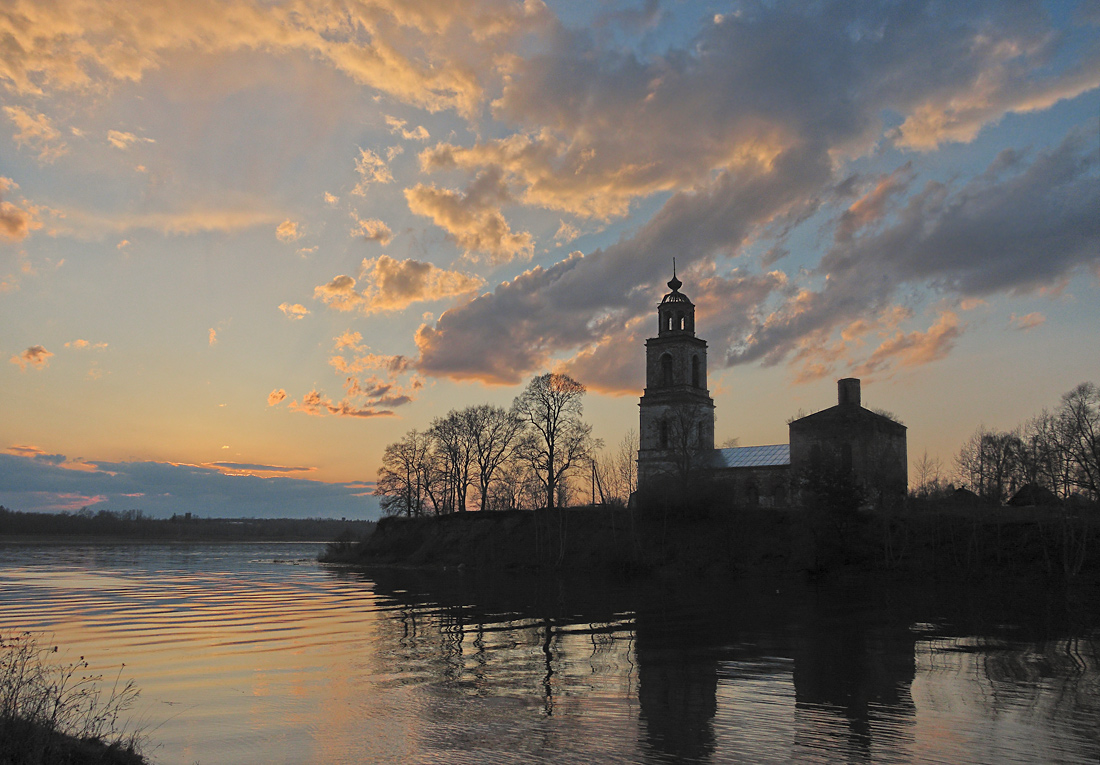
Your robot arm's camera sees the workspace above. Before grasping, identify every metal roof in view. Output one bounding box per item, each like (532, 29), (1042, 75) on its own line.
(713, 444), (790, 469)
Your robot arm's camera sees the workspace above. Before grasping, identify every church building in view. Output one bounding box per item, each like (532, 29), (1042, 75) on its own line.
(637, 273), (907, 507)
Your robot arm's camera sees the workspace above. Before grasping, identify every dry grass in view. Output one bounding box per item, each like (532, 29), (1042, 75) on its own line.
(0, 632), (146, 765)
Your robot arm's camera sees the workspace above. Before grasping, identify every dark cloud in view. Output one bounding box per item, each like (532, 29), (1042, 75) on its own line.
(730, 131), (1100, 367)
(405, 1), (1098, 387)
(0, 453), (380, 519)
(5, 445), (65, 464)
(415, 145), (829, 385)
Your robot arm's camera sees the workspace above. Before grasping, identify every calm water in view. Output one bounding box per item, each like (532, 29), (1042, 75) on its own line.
(1, 543), (1097, 765)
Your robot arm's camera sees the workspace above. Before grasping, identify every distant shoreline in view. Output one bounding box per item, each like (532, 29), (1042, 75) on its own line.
(0, 506), (376, 545)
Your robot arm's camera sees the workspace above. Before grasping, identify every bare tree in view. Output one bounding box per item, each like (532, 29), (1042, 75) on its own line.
(429, 410), (476, 513)
(912, 450), (945, 498)
(464, 404), (524, 512)
(595, 429), (639, 507)
(616, 428), (639, 501)
(955, 427), (1022, 504)
(513, 373), (597, 509)
(374, 429), (432, 517)
(1059, 382), (1100, 500)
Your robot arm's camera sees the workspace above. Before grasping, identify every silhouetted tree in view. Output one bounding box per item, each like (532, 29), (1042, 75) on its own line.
(464, 404), (524, 512)
(375, 429), (433, 517)
(911, 450), (946, 499)
(1059, 382), (1099, 500)
(595, 429), (638, 507)
(955, 427), (1022, 504)
(429, 410), (476, 513)
(513, 373), (596, 509)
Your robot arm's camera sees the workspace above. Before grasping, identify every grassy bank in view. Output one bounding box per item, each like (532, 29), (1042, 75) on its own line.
(322, 502), (1100, 583)
(1, 633), (147, 765)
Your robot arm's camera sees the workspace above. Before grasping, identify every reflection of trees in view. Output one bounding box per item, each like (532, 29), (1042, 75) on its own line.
(324, 567), (1100, 764)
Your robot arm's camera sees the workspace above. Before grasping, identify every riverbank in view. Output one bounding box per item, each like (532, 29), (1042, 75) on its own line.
(322, 503), (1100, 583)
(0, 720), (147, 765)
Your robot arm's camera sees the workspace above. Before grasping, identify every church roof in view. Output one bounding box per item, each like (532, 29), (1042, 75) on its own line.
(713, 444), (790, 469)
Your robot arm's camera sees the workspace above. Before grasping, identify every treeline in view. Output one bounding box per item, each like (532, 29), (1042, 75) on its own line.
(375, 372), (638, 517)
(914, 382), (1099, 506)
(0, 506), (375, 542)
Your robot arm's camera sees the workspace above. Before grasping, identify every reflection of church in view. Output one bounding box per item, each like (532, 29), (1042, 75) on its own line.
(638, 273), (908, 505)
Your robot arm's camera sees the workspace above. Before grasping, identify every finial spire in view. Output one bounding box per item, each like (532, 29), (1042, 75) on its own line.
(667, 258), (682, 292)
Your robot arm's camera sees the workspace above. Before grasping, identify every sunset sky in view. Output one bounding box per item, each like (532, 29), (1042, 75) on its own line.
(2, 0), (1098, 518)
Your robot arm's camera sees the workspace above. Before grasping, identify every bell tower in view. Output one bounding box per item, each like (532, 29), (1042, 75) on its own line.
(638, 268), (715, 485)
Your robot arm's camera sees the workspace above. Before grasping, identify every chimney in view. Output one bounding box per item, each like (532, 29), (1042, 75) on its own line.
(838, 378), (860, 407)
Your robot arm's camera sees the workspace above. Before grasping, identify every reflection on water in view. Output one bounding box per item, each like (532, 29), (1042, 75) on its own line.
(0, 543), (1097, 764)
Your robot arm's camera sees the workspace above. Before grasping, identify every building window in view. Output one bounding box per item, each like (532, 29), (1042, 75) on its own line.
(659, 421), (669, 449)
(660, 353), (673, 386)
(692, 355), (700, 387)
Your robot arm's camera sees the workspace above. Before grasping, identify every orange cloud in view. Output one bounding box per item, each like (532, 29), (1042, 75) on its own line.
(278, 302), (310, 320)
(267, 388), (287, 406)
(10, 345), (53, 370)
(106, 129), (154, 149)
(384, 115), (429, 141)
(351, 214), (392, 244)
(4, 106), (67, 161)
(557, 320), (647, 395)
(835, 164), (913, 242)
(553, 219), (580, 244)
(65, 339), (108, 349)
(855, 311), (964, 377)
(208, 328), (217, 345)
(893, 64), (1100, 151)
(1009, 312), (1045, 331)
(0, 0), (549, 118)
(333, 330), (365, 352)
(276, 219), (302, 242)
(286, 388), (398, 418)
(280, 328), (421, 419)
(351, 148), (392, 195)
(405, 169), (533, 263)
(315, 255), (483, 314)
(0, 177), (43, 242)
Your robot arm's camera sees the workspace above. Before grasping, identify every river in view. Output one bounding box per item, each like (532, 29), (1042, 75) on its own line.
(1, 542), (1097, 764)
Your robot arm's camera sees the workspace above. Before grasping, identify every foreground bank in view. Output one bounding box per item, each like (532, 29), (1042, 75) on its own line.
(323, 504), (1100, 582)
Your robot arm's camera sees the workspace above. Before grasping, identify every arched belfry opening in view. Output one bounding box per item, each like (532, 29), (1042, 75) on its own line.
(639, 266), (715, 484)
(660, 353), (673, 386)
